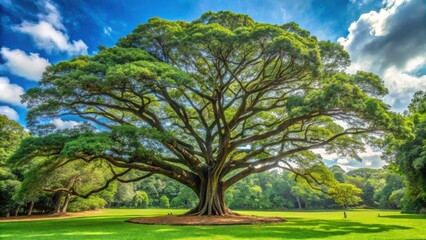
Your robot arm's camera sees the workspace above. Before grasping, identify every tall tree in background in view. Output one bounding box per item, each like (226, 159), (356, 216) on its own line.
(387, 91), (426, 213)
(11, 11), (406, 216)
(0, 115), (28, 216)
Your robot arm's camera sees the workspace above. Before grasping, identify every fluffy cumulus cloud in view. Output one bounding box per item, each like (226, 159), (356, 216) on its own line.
(338, 0), (426, 111)
(1, 47), (50, 81)
(337, 159), (350, 165)
(0, 77), (25, 106)
(0, 106), (19, 121)
(13, 0), (88, 56)
(314, 145), (383, 171)
(51, 118), (81, 129)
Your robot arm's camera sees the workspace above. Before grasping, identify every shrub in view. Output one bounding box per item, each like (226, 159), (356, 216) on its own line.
(159, 195), (170, 208)
(132, 191), (149, 208)
(68, 196), (107, 212)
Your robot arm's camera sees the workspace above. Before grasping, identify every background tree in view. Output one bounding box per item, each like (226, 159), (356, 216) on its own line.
(329, 184), (362, 208)
(329, 183), (362, 218)
(291, 183), (324, 209)
(159, 195), (170, 208)
(329, 165), (346, 183)
(375, 172), (404, 209)
(0, 115), (28, 217)
(132, 191), (149, 208)
(170, 186), (198, 209)
(13, 153), (120, 213)
(12, 11), (407, 216)
(111, 182), (135, 207)
(385, 91), (426, 213)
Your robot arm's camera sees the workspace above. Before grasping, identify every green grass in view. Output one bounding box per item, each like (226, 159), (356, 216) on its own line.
(0, 209), (425, 240)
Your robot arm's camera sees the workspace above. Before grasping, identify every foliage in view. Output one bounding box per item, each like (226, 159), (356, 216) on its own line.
(329, 183), (362, 208)
(385, 91), (426, 213)
(112, 182), (135, 207)
(375, 173), (404, 209)
(0, 115), (28, 162)
(132, 191), (149, 208)
(389, 188), (405, 208)
(159, 195), (170, 209)
(0, 115), (28, 216)
(68, 196), (107, 212)
(0, 179), (21, 215)
(170, 186), (198, 209)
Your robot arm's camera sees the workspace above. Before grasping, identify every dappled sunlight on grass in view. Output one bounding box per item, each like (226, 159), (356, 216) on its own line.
(61, 232), (115, 236)
(154, 229), (181, 232)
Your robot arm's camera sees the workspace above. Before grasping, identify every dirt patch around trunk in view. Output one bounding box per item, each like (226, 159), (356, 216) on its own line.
(126, 214), (286, 225)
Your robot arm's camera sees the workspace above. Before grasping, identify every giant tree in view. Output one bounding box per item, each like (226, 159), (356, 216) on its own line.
(11, 11), (406, 216)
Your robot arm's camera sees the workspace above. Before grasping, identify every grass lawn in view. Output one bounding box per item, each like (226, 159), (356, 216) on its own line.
(0, 209), (425, 240)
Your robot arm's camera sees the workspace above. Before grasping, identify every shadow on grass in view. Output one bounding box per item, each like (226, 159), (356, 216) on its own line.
(180, 218), (412, 239)
(0, 215), (413, 239)
(380, 214), (426, 220)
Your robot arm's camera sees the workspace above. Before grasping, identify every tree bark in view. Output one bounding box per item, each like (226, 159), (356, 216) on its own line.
(61, 194), (71, 213)
(185, 174), (236, 216)
(28, 201), (34, 216)
(14, 206), (20, 216)
(296, 197), (302, 209)
(53, 192), (64, 213)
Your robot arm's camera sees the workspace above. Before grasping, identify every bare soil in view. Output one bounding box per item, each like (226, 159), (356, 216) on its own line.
(126, 214), (286, 225)
(0, 211), (101, 222)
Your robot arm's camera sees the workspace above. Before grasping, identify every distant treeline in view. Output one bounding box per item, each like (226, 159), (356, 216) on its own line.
(1, 165), (408, 216)
(108, 166), (406, 211)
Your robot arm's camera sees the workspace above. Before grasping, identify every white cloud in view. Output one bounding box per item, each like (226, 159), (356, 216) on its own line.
(337, 165), (358, 172)
(51, 118), (81, 129)
(1, 47), (50, 81)
(358, 145), (382, 158)
(337, 159), (349, 165)
(38, 0), (65, 31)
(0, 77), (25, 106)
(350, 0), (370, 8)
(383, 67), (426, 108)
(103, 26), (112, 35)
(316, 144), (384, 170)
(338, 0), (426, 111)
(0, 106), (19, 121)
(13, 0), (88, 56)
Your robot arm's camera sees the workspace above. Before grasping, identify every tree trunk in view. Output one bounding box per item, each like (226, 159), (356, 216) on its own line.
(185, 175), (235, 216)
(6, 212), (10, 218)
(14, 206), (20, 216)
(53, 192), (64, 213)
(296, 197), (302, 209)
(28, 201), (34, 216)
(61, 194), (71, 213)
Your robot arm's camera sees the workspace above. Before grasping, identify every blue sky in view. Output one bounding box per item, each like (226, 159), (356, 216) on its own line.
(1, 0), (425, 170)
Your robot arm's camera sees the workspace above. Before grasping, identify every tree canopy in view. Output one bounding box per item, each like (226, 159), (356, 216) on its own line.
(0, 115), (28, 216)
(11, 11), (407, 216)
(386, 91), (426, 213)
